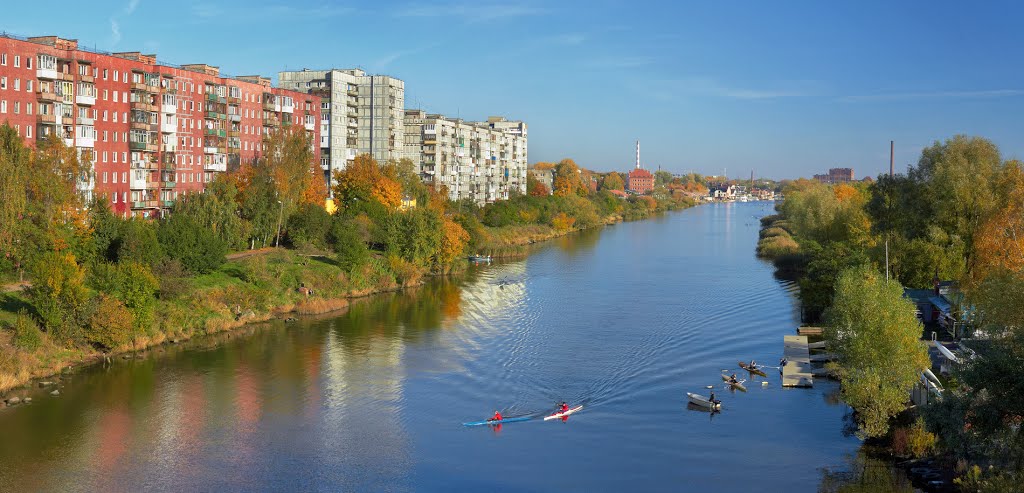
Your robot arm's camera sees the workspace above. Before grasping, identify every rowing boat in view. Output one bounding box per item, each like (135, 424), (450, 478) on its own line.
(721, 374), (748, 392)
(687, 392), (721, 410)
(462, 416), (532, 427)
(543, 405), (583, 421)
(738, 362), (767, 377)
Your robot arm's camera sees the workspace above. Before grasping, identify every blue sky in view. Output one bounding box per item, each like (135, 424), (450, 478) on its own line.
(5, 0), (1024, 179)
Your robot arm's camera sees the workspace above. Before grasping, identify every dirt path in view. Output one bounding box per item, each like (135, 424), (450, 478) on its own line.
(225, 247), (278, 261)
(1, 281), (30, 293)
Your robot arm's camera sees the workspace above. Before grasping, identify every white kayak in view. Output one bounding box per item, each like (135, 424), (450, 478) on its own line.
(543, 405), (583, 420)
(687, 392), (721, 410)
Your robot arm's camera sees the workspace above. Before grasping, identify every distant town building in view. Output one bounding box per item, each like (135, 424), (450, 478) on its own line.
(627, 140), (653, 194)
(529, 168), (554, 194)
(813, 167), (855, 184)
(403, 110), (527, 204)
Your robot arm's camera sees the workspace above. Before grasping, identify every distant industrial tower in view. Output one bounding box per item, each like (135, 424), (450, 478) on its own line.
(636, 140), (641, 169)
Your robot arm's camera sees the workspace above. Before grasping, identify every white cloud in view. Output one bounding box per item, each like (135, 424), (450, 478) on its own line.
(110, 19), (121, 45)
(109, 0), (140, 46)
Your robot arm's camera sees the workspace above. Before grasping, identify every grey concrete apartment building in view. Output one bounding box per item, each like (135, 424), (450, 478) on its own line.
(278, 68), (405, 186)
(404, 110), (527, 204)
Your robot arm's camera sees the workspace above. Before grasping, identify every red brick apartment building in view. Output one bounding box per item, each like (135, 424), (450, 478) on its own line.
(0, 34), (320, 217)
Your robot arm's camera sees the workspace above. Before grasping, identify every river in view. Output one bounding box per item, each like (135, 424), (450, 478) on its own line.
(0, 202), (914, 492)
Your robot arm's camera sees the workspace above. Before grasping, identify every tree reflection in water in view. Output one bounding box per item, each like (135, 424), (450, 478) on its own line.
(817, 449), (915, 493)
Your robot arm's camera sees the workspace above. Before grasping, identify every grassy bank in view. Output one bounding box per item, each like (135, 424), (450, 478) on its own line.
(0, 248), (443, 394)
(0, 201), (698, 396)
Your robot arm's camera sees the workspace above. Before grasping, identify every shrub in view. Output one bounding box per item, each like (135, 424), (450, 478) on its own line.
(116, 219), (163, 266)
(28, 251), (91, 341)
(551, 212), (576, 231)
(286, 203), (332, 249)
(12, 310), (44, 351)
(153, 258), (189, 300)
(334, 226), (370, 273)
(158, 213), (226, 274)
(759, 227), (789, 239)
(86, 294), (135, 350)
(756, 235), (800, 259)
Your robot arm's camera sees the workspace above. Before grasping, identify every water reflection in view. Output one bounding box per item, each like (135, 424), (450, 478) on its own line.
(817, 450), (917, 493)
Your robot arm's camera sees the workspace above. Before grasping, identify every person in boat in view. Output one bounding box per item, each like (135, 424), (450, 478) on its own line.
(709, 391), (718, 405)
(728, 374), (738, 384)
(488, 410), (502, 422)
(780, 357), (787, 366)
(749, 360), (757, 370)
(559, 402), (569, 414)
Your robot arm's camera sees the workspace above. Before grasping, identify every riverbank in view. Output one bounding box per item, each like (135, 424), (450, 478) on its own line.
(0, 201), (697, 398)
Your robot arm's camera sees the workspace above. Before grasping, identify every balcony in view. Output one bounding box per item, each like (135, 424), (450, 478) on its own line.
(161, 143), (176, 153)
(37, 90), (61, 103)
(203, 146), (219, 154)
(76, 136), (95, 148)
(37, 113), (58, 125)
(348, 118), (358, 127)
(130, 121), (154, 131)
(161, 121), (176, 133)
(130, 174), (148, 190)
(205, 93), (223, 103)
(76, 94), (96, 106)
(131, 82), (151, 92)
(204, 128), (227, 138)
(262, 101), (276, 112)
(228, 113), (241, 122)
(161, 181), (176, 189)
(76, 116), (94, 126)
(130, 100), (158, 112)
(161, 153), (176, 168)
(162, 200), (174, 208)
(281, 102), (294, 114)
(205, 161), (227, 172)
(304, 121), (315, 131)
(263, 117), (281, 128)
(161, 103), (177, 114)
(129, 141), (157, 152)
(37, 67), (59, 80)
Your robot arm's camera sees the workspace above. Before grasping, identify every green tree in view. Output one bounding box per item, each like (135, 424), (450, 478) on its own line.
(286, 202), (332, 249)
(157, 213), (227, 274)
(601, 172), (625, 191)
(333, 225), (370, 273)
(654, 170), (673, 186)
(824, 265), (930, 438)
(383, 208), (443, 266)
(115, 219), (163, 266)
(27, 251), (91, 341)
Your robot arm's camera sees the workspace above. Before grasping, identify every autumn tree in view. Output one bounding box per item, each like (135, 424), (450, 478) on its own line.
(601, 172), (625, 191)
(27, 251), (91, 341)
(332, 154), (403, 210)
(438, 217), (470, 264)
(553, 158), (586, 197)
(0, 124), (29, 276)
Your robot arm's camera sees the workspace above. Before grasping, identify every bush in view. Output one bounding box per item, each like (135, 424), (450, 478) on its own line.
(759, 226), (789, 239)
(756, 235), (800, 259)
(334, 226), (370, 273)
(86, 294), (135, 350)
(286, 203), (332, 249)
(12, 310), (44, 351)
(158, 213), (226, 274)
(28, 251), (91, 341)
(116, 219), (163, 266)
(153, 259), (189, 300)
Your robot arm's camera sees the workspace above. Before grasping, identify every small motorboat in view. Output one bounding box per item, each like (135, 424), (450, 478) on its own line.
(468, 254), (492, 262)
(687, 392), (721, 410)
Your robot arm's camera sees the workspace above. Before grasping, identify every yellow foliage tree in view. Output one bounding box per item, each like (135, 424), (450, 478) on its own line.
(972, 161), (1024, 285)
(332, 154), (402, 210)
(551, 212), (576, 231)
(438, 217), (470, 264)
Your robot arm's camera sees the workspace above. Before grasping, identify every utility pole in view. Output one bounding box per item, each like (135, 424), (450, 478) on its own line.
(885, 141), (893, 281)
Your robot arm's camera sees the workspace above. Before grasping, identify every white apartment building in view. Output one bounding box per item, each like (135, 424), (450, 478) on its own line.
(278, 68), (405, 187)
(404, 110), (527, 204)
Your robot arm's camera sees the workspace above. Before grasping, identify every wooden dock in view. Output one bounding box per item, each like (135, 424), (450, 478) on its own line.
(783, 335), (814, 387)
(797, 326), (823, 336)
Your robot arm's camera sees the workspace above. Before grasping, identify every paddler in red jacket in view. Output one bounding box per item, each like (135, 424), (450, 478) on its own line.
(488, 411), (502, 422)
(559, 402), (569, 414)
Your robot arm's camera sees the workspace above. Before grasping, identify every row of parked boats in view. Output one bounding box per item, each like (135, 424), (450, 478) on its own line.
(687, 361), (774, 411)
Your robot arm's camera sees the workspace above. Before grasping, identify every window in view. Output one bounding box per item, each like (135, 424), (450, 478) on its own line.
(26, 80), (31, 92)
(122, 153), (127, 164)
(26, 57), (31, 69)
(103, 89), (108, 100)
(103, 130), (108, 142)
(114, 71), (119, 82)
(113, 111), (118, 123)
(13, 102), (19, 114)
(13, 56), (19, 68)
(103, 69), (108, 80)
(122, 192), (127, 204)
(122, 171), (126, 183)
(113, 91), (118, 103)
(0, 53), (5, 65)
(1, 77), (6, 90)
(112, 192), (117, 203)
(103, 151), (107, 162)
(0, 100), (6, 114)
(26, 126), (31, 138)
(13, 79), (19, 91)
(112, 172), (118, 183)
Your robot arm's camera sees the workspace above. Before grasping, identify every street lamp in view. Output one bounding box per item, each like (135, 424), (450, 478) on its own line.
(275, 200), (283, 248)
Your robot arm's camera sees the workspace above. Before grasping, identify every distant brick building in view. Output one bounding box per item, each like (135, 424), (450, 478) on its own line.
(813, 168), (855, 184)
(627, 167), (653, 194)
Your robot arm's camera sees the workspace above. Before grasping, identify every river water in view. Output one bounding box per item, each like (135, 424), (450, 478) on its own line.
(0, 202), (914, 492)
